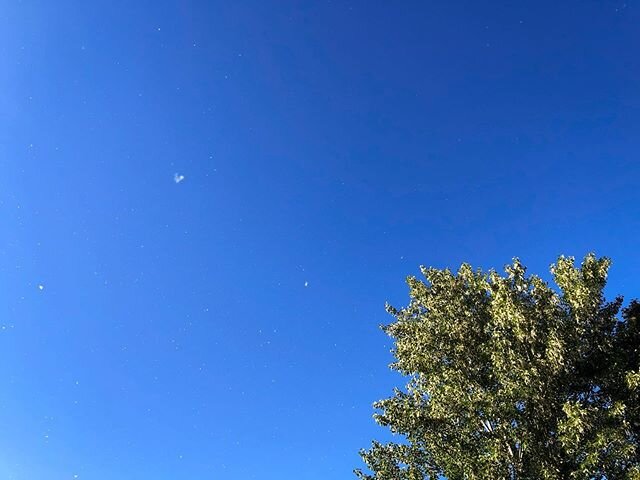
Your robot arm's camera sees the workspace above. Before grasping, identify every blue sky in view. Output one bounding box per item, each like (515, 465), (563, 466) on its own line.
(0, 1), (639, 479)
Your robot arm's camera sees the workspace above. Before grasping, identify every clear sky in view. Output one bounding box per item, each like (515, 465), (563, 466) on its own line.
(0, 1), (639, 479)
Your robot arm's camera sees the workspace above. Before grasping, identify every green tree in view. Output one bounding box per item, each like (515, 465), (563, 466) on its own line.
(356, 254), (640, 480)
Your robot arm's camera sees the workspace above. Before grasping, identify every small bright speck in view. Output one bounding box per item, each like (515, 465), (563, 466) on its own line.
(304, 281), (309, 287)
(38, 284), (44, 291)
(174, 173), (185, 184)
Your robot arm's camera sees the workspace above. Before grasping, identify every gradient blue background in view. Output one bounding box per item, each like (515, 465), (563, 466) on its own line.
(1, 1), (639, 479)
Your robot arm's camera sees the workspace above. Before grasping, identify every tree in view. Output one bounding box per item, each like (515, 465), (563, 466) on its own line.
(356, 254), (640, 480)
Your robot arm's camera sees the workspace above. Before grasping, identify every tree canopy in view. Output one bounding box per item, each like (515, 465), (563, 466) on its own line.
(356, 254), (640, 479)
